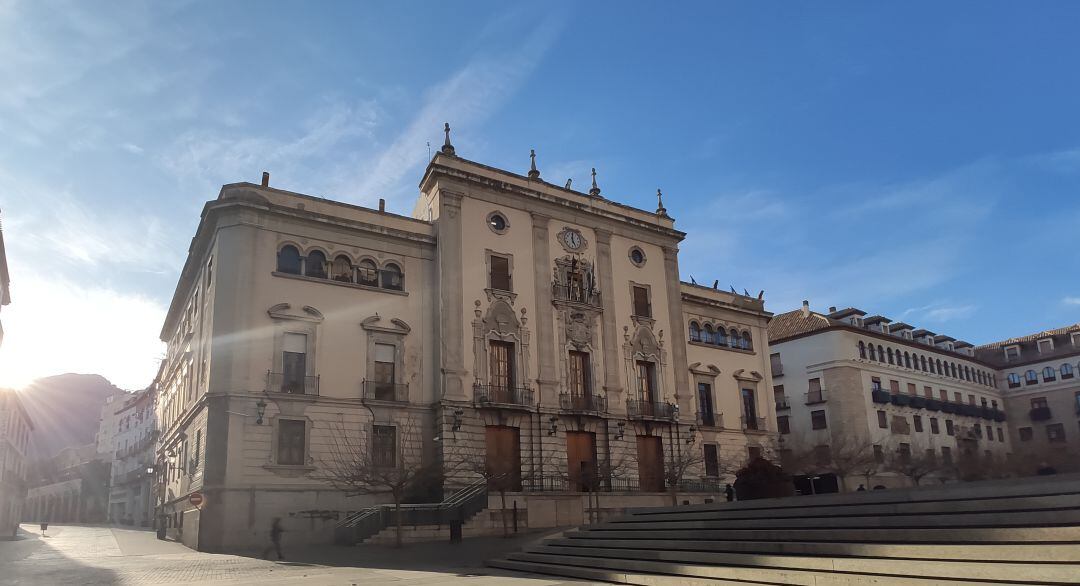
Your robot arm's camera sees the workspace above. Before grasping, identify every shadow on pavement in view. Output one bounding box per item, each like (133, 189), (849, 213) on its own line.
(0, 525), (119, 586)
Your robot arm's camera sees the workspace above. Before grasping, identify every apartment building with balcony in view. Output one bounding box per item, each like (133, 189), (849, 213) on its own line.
(107, 385), (157, 526)
(154, 131), (777, 551)
(768, 302), (1011, 490)
(975, 324), (1080, 460)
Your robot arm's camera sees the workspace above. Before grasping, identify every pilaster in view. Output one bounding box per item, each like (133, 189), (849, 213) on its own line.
(439, 190), (467, 400)
(531, 213), (559, 403)
(661, 245), (691, 413)
(595, 228), (623, 396)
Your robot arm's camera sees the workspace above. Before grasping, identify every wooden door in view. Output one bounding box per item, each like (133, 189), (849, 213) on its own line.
(566, 431), (598, 491)
(485, 426), (522, 491)
(636, 435), (665, 492)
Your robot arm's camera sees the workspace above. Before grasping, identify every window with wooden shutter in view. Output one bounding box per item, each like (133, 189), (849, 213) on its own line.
(632, 285), (651, 318)
(489, 255), (512, 291)
(703, 444), (719, 477)
(277, 420), (306, 465)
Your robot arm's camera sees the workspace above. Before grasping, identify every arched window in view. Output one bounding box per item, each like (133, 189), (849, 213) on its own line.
(977, 371), (984, 385)
(877, 345), (885, 362)
(936, 359), (943, 375)
(1007, 373), (1021, 388)
(868, 344), (877, 361)
(903, 351), (911, 368)
(357, 259), (379, 286)
(741, 330), (752, 350)
(920, 355), (928, 371)
(715, 327), (728, 346)
(689, 321), (701, 343)
(951, 363), (958, 378)
(1025, 369), (1038, 385)
(702, 324), (714, 344)
(1043, 366), (1056, 381)
(965, 366), (971, 381)
(887, 348), (894, 364)
(332, 255), (353, 282)
(1061, 363), (1074, 379)
(305, 250), (327, 278)
(729, 330), (741, 349)
(277, 245), (302, 274)
(858, 341), (867, 359)
(929, 359), (936, 374)
(381, 263), (404, 290)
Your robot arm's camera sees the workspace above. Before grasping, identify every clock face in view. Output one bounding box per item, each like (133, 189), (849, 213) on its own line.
(564, 230), (583, 249)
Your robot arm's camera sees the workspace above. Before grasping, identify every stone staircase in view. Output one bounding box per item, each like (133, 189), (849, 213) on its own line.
(488, 474), (1080, 585)
(364, 506), (522, 545)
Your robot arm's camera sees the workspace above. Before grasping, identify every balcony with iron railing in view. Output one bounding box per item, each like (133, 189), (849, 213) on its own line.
(558, 393), (608, 414)
(696, 411), (724, 429)
(805, 389), (827, 405)
(362, 380), (409, 403)
(266, 371), (320, 395)
(1030, 406), (1052, 421)
(775, 396), (791, 410)
(626, 399), (676, 421)
(741, 415), (767, 431)
(474, 384), (534, 409)
(551, 282), (602, 307)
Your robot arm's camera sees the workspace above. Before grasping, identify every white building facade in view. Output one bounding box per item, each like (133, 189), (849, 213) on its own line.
(0, 390), (32, 538)
(108, 387), (157, 526)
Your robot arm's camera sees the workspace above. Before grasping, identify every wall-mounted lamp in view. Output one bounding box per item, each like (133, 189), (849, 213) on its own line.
(451, 409), (464, 432)
(255, 398), (267, 425)
(547, 415), (559, 436)
(614, 421), (626, 441)
(146, 465), (155, 476)
(672, 403), (681, 421)
(686, 425), (697, 445)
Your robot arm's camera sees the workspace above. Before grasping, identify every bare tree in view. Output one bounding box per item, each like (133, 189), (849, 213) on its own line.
(316, 416), (436, 548)
(883, 443), (942, 486)
(775, 434), (878, 492)
(663, 432), (707, 507)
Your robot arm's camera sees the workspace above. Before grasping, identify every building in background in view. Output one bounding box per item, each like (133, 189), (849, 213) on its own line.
(154, 134), (777, 551)
(975, 324), (1080, 464)
(768, 302), (1011, 491)
(107, 385), (157, 526)
(0, 390), (33, 538)
(23, 443), (110, 524)
(0, 208), (10, 347)
(95, 389), (132, 460)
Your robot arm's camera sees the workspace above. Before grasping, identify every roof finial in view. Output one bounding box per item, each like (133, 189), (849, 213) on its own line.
(441, 122), (456, 156)
(656, 188), (669, 217)
(589, 167), (601, 197)
(528, 149), (540, 179)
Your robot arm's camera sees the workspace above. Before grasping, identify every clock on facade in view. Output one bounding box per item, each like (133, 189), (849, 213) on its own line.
(559, 228), (585, 251)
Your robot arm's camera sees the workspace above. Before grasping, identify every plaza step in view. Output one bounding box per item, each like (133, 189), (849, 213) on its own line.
(487, 473), (1080, 585)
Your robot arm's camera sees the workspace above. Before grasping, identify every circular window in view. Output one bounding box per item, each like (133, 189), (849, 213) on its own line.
(487, 211), (509, 234)
(629, 246), (646, 267)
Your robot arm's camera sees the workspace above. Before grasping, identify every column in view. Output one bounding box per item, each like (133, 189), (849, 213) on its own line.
(662, 245), (691, 413)
(594, 229), (623, 396)
(530, 213), (558, 402)
(439, 191), (468, 400)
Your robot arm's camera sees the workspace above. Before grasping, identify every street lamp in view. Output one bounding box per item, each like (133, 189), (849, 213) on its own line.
(255, 398), (267, 425)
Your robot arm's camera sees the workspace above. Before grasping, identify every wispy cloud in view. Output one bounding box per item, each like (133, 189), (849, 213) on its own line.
(342, 15), (565, 206)
(1063, 296), (1080, 306)
(901, 302), (978, 323)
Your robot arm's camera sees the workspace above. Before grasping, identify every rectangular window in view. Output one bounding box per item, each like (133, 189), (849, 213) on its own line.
(1037, 339), (1053, 353)
(742, 388), (759, 429)
(811, 409), (827, 430)
(807, 378), (823, 403)
(277, 420), (306, 465)
(773, 384), (786, 405)
(637, 360), (657, 402)
(941, 446), (953, 465)
(777, 415), (790, 434)
(697, 382), (716, 426)
(997, 427), (1004, 442)
(1019, 427), (1033, 441)
(489, 255), (512, 292)
(206, 257), (213, 286)
(945, 419), (955, 436)
(569, 351), (591, 397)
(770, 353), (783, 376)
(372, 425), (397, 467)
(968, 394), (976, 405)
(372, 343), (397, 399)
(489, 341), (515, 392)
(954, 392), (962, 404)
(1004, 345), (1020, 360)
(939, 389), (947, 401)
(897, 442), (912, 463)
(930, 417), (940, 434)
(1031, 397), (1048, 409)
(703, 444), (719, 477)
(193, 430), (202, 471)
(907, 383), (916, 395)
(913, 415), (923, 433)
(889, 379), (900, 393)
(873, 444), (884, 463)
(632, 285), (651, 318)
(877, 410), (888, 429)
(871, 377), (882, 391)
(282, 333), (307, 393)
(1047, 423), (1066, 443)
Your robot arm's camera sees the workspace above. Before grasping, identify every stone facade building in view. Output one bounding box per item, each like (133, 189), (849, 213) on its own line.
(154, 135), (777, 551)
(975, 324), (1080, 462)
(107, 386), (157, 526)
(0, 389), (33, 538)
(768, 303), (1012, 490)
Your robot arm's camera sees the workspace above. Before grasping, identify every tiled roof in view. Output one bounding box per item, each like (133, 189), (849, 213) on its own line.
(976, 323), (1080, 350)
(767, 309), (839, 342)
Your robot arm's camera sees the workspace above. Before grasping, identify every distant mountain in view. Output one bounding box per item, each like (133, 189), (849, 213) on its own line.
(17, 374), (128, 458)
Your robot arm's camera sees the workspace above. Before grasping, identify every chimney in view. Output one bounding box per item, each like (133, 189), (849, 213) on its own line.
(378, 198), (386, 213)
(261, 172), (270, 187)
(802, 300), (810, 318)
(828, 306), (837, 314)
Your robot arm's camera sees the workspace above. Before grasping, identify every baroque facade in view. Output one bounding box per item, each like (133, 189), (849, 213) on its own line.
(154, 134), (777, 551)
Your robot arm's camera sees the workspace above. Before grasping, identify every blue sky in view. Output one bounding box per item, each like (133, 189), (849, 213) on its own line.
(1, 0), (1078, 389)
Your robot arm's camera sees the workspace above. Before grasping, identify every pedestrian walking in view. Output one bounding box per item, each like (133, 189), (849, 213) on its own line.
(40, 518), (49, 536)
(262, 517), (284, 560)
(724, 483), (735, 502)
(856, 484), (866, 491)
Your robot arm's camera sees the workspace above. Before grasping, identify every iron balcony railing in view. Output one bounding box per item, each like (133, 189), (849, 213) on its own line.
(551, 282), (602, 307)
(871, 389), (891, 404)
(1030, 406), (1052, 421)
(362, 380), (409, 402)
(266, 371), (320, 395)
(741, 415), (766, 431)
(696, 411), (723, 428)
(558, 393), (608, 413)
(474, 384), (534, 408)
(775, 397), (791, 410)
(626, 399), (676, 420)
(805, 389), (827, 405)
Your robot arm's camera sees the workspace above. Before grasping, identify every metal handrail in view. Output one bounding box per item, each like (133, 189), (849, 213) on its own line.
(362, 380), (408, 402)
(266, 371), (320, 395)
(474, 384), (534, 407)
(551, 282), (602, 306)
(558, 393), (608, 413)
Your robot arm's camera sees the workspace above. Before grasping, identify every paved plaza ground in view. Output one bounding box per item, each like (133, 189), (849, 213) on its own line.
(0, 524), (594, 586)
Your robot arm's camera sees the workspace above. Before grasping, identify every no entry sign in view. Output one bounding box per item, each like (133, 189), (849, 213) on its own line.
(189, 492), (205, 507)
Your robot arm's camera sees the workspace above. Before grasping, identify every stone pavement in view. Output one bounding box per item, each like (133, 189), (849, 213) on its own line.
(0, 524), (596, 585)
